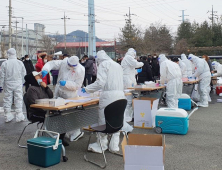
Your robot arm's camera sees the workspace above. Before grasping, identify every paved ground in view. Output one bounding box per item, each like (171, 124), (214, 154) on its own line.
(0, 86), (222, 170)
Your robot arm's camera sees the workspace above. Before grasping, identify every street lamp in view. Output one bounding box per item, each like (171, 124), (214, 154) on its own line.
(12, 16), (24, 56)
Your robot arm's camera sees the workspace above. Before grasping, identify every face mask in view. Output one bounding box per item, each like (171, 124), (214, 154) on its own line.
(153, 56), (156, 58)
(26, 58), (30, 60)
(44, 59), (47, 63)
(37, 79), (42, 85)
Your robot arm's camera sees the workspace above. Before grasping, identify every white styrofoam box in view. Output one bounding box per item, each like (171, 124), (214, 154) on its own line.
(134, 85), (146, 88)
(145, 81), (156, 87)
(180, 93), (190, 99)
(48, 99), (65, 107)
(156, 108), (188, 118)
(134, 98), (159, 128)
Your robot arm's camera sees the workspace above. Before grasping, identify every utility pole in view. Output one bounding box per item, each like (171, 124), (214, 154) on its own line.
(179, 10), (189, 23)
(124, 7), (136, 40)
(15, 20), (19, 51)
(26, 24), (28, 55)
(88, 0), (96, 56)
(9, 0), (12, 48)
(208, 5), (218, 27)
(61, 12), (70, 50)
(12, 16), (24, 56)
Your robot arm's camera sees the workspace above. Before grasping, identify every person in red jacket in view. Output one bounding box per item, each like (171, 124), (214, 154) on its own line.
(35, 53), (50, 85)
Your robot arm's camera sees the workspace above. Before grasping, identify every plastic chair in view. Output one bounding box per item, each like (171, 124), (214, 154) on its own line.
(84, 99), (127, 169)
(17, 93), (44, 148)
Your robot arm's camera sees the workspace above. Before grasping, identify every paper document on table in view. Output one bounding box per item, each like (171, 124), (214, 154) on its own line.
(77, 88), (91, 97)
(65, 98), (92, 103)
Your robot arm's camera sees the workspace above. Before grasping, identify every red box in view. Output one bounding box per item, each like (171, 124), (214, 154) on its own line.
(216, 86), (222, 95)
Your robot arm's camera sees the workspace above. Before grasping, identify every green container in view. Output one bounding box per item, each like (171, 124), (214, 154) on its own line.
(27, 136), (62, 168)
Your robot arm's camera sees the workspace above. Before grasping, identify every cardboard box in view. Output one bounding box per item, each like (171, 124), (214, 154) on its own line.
(122, 134), (165, 170)
(133, 97), (159, 128)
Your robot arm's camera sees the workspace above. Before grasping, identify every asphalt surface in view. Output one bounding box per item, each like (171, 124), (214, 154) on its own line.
(0, 85), (222, 170)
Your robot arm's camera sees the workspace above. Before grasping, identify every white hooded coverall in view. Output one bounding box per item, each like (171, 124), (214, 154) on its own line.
(121, 48), (144, 121)
(179, 59), (188, 78)
(181, 53), (193, 77)
(188, 54), (211, 107)
(0, 48), (26, 122)
(159, 54), (183, 108)
(85, 50), (126, 153)
(212, 61), (222, 77)
(42, 56), (85, 140)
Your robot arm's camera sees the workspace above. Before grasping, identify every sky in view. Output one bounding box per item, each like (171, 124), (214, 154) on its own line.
(0, 0), (221, 41)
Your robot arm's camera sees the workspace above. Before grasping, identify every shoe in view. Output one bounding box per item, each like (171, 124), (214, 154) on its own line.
(197, 102), (208, 107)
(109, 132), (120, 153)
(16, 113), (25, 122)
(88, 142), (108, 154)
(5, 112), (14, 123)
(70, 132), (84, 142)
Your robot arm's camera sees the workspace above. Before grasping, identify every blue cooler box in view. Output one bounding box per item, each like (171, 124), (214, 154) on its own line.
(155, 108), (189, 135)
(27, 136), (62, 167)
(178, 94), (191, 111)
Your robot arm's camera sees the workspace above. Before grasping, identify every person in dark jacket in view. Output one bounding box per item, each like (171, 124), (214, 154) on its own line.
(24, 72), (69, 146)
(23, 55), (35, 92)
(151, 54), (160, 81)
(137, 56), (154, 83)
(84, 55), (95, 85)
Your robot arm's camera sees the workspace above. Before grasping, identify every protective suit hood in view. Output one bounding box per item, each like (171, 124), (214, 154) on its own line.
(181, 54), (187, 60)
(96, 50), (111, 65)
(212, 61), (219, 69)
(188, 54), (199, 64)
(7, 48), (17, 59)
(158, 54), (167, 64)
(67, 56), (79, 67)
(126, 48), (136, 58)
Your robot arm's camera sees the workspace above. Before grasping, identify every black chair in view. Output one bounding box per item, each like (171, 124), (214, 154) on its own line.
(17, 93), (44, 148)
(84, 99), (127, 169)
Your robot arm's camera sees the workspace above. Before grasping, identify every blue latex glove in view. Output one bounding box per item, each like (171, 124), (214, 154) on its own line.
(41, 70), (48, 78)
(81, 88), (86, 93)
(60, 81), (66, 86)
(137, 68), (142, 73)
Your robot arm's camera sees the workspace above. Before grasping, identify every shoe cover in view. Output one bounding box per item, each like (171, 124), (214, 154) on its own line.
(16, 113), (25, 122)
(88, 134), (108, 153)
(121, 122), (133, 133)
(69, 129), (84, 142)
(197, 102), (208, 107)
(5, 112), (14, 123)
(109, 132), (120, 152)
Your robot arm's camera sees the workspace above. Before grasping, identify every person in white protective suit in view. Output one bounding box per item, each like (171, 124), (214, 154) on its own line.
(0, 48), (26, 122)
(158, 54), (183, 108)
(82, 50), (129, 153)
(121, 48), (144, 122)
(178, 59), (188, 78)
(212, 61), (222, 77)
(41, 56), (85, 141)
(181, 53), (193, 77)
(188, 54), (211, 107)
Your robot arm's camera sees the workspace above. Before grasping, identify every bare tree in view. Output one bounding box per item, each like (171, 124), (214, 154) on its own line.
(174, 39), (189, 54)
(40, 35), (55, 54)
(65, 48), (77, 56)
